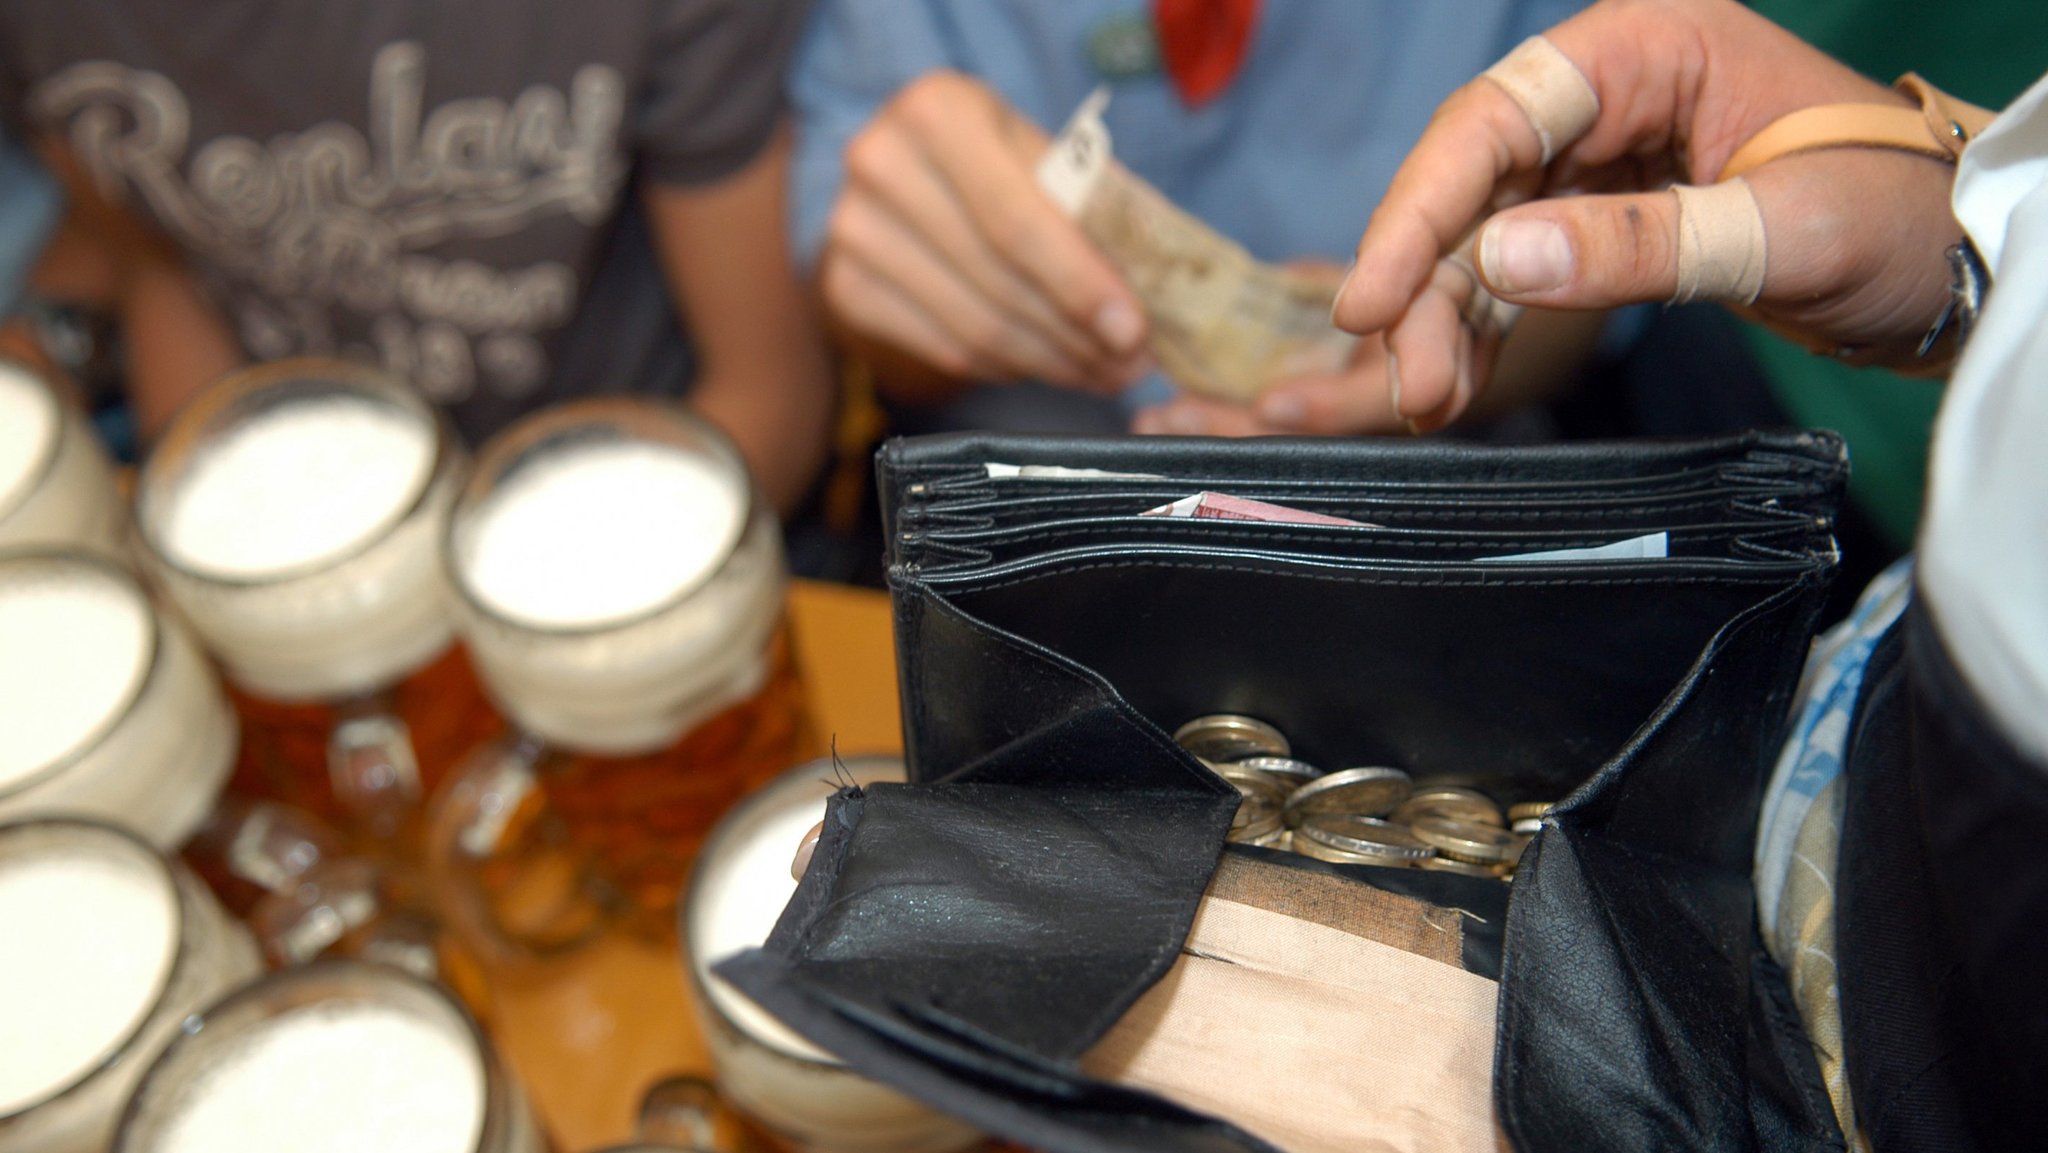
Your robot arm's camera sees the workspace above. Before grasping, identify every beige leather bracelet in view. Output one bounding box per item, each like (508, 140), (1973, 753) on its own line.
(1718, 73), (1995, 182)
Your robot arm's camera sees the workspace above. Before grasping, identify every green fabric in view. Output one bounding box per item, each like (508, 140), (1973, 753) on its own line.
(1736, 0), (2048, 545)
(1748, 0), (2048, 109)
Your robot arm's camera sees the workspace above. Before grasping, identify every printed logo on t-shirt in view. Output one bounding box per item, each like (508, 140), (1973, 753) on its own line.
(32, 41), (629, 404)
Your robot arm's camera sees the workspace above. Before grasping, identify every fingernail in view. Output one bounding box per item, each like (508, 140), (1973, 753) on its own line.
(1330, 260), (1358, 324)
(1479, 218), (1572, 294)
(1387, 352), (1405, 419)
(1258, 393), (1306, 428)
(791, 820), (825, 880)
(1095, 300), (1145, 353)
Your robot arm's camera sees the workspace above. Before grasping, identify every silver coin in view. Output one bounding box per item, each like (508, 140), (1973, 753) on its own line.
(1174, 714), (1290, 762)
(1229, 790), (1281, 830)
(1248, 828), (1293, 851)
(1510, 817), (1544, 836)
(1295, 813), (1435, 863)
(1394, 786), (1504, 828)
(1230, 809), (1285, 845)
(1292, 833), (1414, 869)
(1284, 766), (1413, 824)
(1502, 833), (1531, 866)
(1410, 815), (1520, 864)
(1415, 855), (1510, 880)
(1229, 804), (1284, 844)
(1209, 761), (1291, 807)
(1230, 755), (1324, 787)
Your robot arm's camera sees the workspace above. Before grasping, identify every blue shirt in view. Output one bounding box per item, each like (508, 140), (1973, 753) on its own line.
(790, 0), (1588, 272)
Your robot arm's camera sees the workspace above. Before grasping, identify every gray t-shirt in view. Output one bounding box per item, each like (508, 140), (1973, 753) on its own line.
(0, 0), (806, 442)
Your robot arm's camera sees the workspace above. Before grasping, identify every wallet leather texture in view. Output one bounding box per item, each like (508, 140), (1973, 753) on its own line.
(723, 431), (1850, 1153)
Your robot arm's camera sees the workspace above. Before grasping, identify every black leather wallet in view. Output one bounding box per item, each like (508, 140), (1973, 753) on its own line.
(723, 431), (1850, 1152)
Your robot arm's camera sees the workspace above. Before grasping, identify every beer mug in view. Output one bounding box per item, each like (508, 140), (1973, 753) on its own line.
(0, 819), (260, 1153)
(588, 1076), (735, 1153)
(0, 551), (237, 847)
(0, 358), (124, 558)
(112, 959), (542, 1153)
(429, 398), (817, 960)
(682, 756), (980, 1153)
(134, 359), (491, 839)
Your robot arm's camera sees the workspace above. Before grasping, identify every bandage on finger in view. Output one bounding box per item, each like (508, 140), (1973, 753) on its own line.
(1671, 179), (1768, 305)
(1481, 37), (1599, 166)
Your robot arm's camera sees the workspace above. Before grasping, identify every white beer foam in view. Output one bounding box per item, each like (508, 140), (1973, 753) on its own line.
(0, 565), (150, 789)
(153, 1002), (484, 1153)
(0, 849), (176, 1113)
(162, 396), (434, 578)
(461, 439), (745, 629)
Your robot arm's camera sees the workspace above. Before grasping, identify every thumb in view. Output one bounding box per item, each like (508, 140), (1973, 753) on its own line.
(1474, 190), (1689, 309)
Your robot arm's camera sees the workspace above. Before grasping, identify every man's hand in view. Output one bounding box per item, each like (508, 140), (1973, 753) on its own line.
(820, 71), (1152, 392)
(1334, 0), (1965, 422)
(1132, 330), (1425, 436)
(1131, 260), (1608, 437)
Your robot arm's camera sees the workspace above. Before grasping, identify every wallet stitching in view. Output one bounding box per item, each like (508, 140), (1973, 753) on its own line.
(939, 494), (1745, 521)
(947, 558), (1796, 594)
(951, 524), (1800, 556)
(941, 502), (1745, 529)
(933, 494), (1827, 528)
(972, 528), (1665, 551)
(981, 464), (1739, 493)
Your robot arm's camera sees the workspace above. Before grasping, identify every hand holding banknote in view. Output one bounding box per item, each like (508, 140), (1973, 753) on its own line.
(1037, 89), (1507, 436)
(821, 76), (1510, 432)
(818, 71), (1154, 392)
(1129, 268), (1481, 437)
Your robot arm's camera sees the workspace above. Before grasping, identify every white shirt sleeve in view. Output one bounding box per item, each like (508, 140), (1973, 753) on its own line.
(1918, 69), (2048, 768)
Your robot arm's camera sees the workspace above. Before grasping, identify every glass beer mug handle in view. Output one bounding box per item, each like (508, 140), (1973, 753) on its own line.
(634, 1075), (727, 1152)
(425, 731), (617, 965)
(328, 692), (424, 839)
(249, 856), (384, 967)
(198, 798), (340, 894)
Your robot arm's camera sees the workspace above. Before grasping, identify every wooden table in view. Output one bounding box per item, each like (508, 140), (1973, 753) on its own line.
(483, 579), (901, 1152)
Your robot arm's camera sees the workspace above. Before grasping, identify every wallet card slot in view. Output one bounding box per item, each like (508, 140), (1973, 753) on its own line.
(921, 518), (1835, 577)
(958, 463), (1737, 501)
(920, 485), (1769, 529)
(882, 431), (1847, 519)
(903, 487), (1834, 567)
(899, 476), (1837, 560)
(912, 463), (1785, 525)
